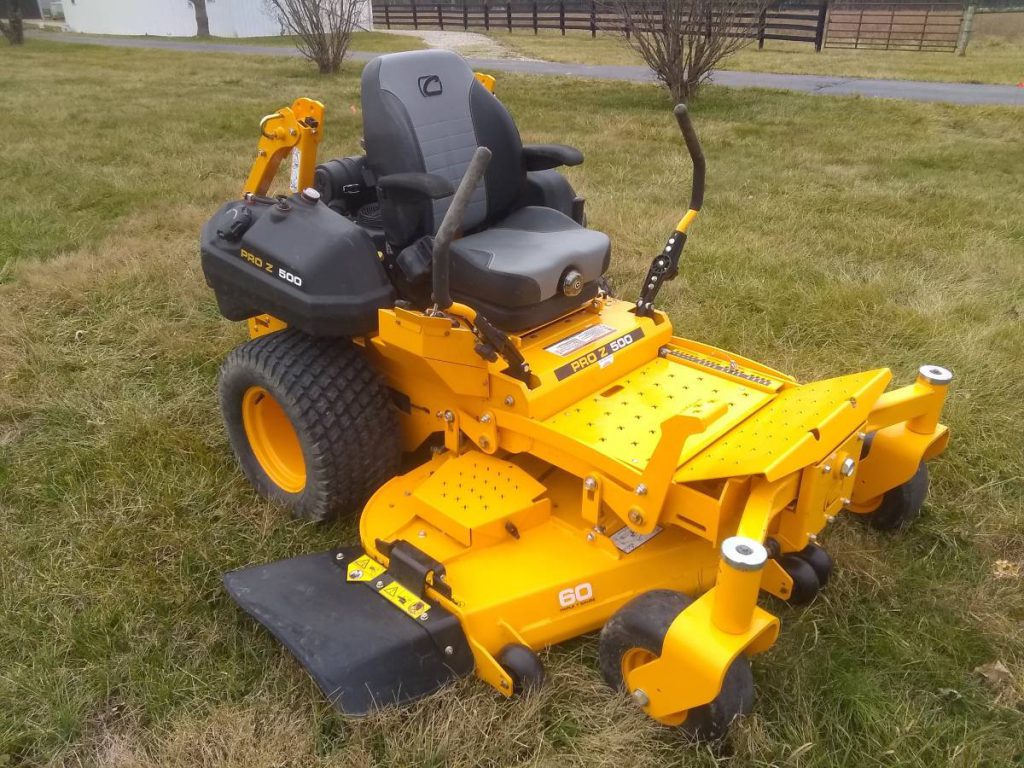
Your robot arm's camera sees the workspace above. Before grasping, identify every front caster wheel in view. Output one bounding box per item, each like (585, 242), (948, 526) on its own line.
(779, 554), (821, 605)
(795, 543), (833, 587)
(497, 643), (544, 695)
(599, 590), (754, 740)
(866, 462), (929, 531)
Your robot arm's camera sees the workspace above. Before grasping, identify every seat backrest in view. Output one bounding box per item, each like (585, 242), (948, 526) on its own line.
(361, 50), (525, 241)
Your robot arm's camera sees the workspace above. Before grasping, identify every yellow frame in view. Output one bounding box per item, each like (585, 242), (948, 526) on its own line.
(243, 97), (324, 198)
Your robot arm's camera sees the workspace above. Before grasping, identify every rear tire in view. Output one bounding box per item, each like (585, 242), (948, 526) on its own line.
(218, 329), (400, 521)
(599, 590), (754, 740)
(867, 462), (929, 531)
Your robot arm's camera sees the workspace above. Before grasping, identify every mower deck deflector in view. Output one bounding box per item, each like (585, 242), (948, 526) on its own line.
(224, 548), (473, 714)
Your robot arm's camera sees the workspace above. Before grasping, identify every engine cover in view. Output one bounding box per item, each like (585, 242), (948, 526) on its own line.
(200, 192), (396, 337)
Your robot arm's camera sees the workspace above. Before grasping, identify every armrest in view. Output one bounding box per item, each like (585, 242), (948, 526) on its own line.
(522, 144), (584, 172)
(377, 172), (454, 203)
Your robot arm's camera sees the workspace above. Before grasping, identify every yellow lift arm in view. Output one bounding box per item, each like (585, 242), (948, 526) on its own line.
(243, 97), (325, 197)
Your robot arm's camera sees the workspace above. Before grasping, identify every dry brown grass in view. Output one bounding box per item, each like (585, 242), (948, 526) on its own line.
(972, 10), (1024, 40)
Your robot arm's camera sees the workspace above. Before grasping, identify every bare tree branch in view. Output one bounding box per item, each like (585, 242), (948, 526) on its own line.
(265, 0), (366, 74)
(603, 0), (768, 102)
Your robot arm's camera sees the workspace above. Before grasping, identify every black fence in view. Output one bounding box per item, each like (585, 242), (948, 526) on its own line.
(372, 1), (830, 50)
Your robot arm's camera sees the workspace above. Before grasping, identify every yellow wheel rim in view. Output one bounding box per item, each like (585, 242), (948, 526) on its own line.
(621, 647), (688, 727)
(241, 386), (307, 494)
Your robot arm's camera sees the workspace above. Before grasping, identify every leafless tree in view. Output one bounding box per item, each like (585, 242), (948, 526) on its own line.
(604, 0), (768, 102)
(189, 0), (211, 37)
(265, 0), (366, 74)
(0, 0), (25, 45)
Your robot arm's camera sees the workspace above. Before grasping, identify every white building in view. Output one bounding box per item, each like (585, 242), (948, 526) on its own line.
(62, 0), (371, 38)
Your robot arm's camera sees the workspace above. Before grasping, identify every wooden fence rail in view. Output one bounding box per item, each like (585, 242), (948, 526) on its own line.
(371, 0), (830, 50)
(824, 0), (965, 51)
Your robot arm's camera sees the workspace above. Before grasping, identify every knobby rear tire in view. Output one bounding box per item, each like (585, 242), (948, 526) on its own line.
(218, 329), (400, 522)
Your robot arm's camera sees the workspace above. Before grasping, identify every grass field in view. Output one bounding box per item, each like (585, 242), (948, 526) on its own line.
(2, 39), (1023, 767)
(488, 29), (1024, 84)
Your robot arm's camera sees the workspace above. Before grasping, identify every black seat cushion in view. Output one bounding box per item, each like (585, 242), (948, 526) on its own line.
(450, 207), (610, 307)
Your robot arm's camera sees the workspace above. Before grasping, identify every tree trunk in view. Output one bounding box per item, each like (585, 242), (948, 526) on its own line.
(11, 9), (21, 44)
(1, 0), (25, 45)
(658, 67), (690, 104)
(671, 80), (690, 104)
(192, 0), (210, 37)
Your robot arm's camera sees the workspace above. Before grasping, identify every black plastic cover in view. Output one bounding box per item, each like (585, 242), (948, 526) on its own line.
(223, 548), (474, 715)
(522, 143), (584, 171)
(395, 236), (434, 287)
(520, 169), (580, 222)
(200, 193), (396, 337)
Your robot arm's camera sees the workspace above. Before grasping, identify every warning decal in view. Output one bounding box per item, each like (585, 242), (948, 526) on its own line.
(347, 554), (432, 620)
(377, 578), (430, 620)
(545, 324), (616, 357)
(346, 554), (385, 583)
(610, 525), (663, 554)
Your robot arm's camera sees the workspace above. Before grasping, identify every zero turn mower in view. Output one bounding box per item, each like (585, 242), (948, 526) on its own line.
(201, 50), (952, 738)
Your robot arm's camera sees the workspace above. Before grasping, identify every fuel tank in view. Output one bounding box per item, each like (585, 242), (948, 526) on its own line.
(200, 190), (395, 336)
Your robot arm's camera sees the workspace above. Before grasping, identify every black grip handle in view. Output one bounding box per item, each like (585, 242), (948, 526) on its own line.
(432, 146), (492, 310)
(673, 104), (705, 212)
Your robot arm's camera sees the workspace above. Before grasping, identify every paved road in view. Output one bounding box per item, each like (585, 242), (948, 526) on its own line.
(37, 32), (1024, 107)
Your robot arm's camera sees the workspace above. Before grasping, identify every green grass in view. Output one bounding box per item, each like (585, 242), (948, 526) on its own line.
(488, 29), (1024, 84)
(2, 39), (1024, 767)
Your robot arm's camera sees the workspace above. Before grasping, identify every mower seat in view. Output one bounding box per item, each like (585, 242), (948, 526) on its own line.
(361, 50), (611, 330)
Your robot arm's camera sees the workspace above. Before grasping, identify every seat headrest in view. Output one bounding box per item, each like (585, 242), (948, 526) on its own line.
(361, 50), (525, 238)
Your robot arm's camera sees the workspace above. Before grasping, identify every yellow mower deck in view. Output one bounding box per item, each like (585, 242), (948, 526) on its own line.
(361, 453), (724, 695)
(346, 295), (950, 715)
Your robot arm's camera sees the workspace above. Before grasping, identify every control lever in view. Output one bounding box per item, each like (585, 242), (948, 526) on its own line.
(428, 147), (534, 386)
(635, 104), (706, 318)
(432, 146), (492, 310)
